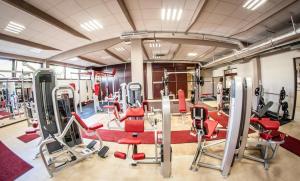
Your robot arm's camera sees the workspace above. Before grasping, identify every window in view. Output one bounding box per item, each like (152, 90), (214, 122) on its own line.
(66, 67), (79, 79)
(0, 59), (13, 78)
(80, 69), (91, 80)
(49, 65), (65, 79)
(15, 61), (42, 78)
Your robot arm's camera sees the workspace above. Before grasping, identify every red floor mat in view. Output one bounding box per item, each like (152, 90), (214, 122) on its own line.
(82, 129), (227, 144)
(17, 133), (40, 143)
(280, 133), (300, 157)
(0, 141), (33, 181)
(0, 111), (11, 119)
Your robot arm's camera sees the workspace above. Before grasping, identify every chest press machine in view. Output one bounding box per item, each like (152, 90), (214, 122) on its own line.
(189, 77), (285, 176)
(33, 69), (108, 177)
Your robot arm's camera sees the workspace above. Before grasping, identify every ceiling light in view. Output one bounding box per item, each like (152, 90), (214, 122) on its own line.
(153, 55), (160, 59)
(30, 48), (42, 53)
(161, 8), (182, 21)
(4, 21), (25, 34)
(243, 0), (267, 10)
(80, 19), (103, 32)
(115, 47), (125, 52)
(149, 42), (161, 48)
(187, 52), (198, 57)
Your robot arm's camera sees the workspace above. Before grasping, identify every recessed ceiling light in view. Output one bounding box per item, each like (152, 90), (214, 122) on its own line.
(161, 8), (182, 21)
(30, 48), (42, 53)
(115, 47), (125, 52)
(187, 52), (198, 57)
(149, 42), (161, 48)
(80, 19), (103, 32)
(243, 0), (267, 10)
(5, 21), (25, 34)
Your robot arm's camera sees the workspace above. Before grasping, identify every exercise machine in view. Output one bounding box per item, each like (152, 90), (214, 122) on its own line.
(189, 77), (251, 177)
(114, 94), (172, 178)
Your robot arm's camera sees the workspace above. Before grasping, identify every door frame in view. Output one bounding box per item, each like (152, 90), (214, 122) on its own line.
(293, 57), (300, 120)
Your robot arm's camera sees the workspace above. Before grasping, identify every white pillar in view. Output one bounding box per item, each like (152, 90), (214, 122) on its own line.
(146, 63), (153, 99)
(131, 39), (144, 96)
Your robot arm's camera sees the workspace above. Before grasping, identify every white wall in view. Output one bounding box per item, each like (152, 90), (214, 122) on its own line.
(260, 50), (300, 117)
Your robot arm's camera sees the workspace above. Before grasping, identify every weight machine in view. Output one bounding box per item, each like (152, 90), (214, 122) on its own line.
(189, 77), (252, 177)
(162, 65), (204, 104)
(34, 69), (107, 177)
(92, 68), (117, 113)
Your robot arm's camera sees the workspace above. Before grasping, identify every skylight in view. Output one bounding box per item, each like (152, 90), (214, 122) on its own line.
(161, 8), (182, 21)
(80, 19), (103, 32)
(5, 21), (25, 34)
(243, 0), (267, 10)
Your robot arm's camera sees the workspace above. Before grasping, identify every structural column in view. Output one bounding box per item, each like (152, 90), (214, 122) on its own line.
(146, 63), (153, 99)
(131, 39), (144, 96)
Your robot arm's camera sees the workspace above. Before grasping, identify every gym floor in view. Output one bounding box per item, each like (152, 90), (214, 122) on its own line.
(1, 112), (300, 181)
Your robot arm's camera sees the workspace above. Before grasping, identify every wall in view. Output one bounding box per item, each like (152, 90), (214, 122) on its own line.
(93, 63), (197, 100)
(204, 49), (300, 120)
(260, 50), (300, 118)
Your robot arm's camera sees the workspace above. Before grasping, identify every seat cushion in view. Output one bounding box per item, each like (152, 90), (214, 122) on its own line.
(258, 118), (280, 130)
(260, 131), (285, 141)
(126, 107), (144, 117)
(204, 120), (218, 138)
(118, 137), (142, 144)
(88, 122), (103, 131)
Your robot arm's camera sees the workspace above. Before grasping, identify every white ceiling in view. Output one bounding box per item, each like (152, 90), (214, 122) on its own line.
(0, 0), (299, 67)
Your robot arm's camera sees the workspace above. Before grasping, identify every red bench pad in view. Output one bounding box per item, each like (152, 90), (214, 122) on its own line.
(260, 131), (285, 141)
(88, 122), (103, 131)
(125, 120), (144, 133)
(132, 153), (145, 160)
(258, 118), (280, 131)
(118, 137), (142, 144)
(126, 107), (144, 117)
(178, 89), (187, 113)
(204, 120), (218, 138)
(114, 151), (126, 159)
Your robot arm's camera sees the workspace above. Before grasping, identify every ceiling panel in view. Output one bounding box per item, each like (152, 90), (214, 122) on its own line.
(83, 50), (126, 65)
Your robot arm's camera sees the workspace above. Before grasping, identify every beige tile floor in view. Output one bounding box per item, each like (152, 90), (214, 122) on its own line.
(0, 112), (300, 181)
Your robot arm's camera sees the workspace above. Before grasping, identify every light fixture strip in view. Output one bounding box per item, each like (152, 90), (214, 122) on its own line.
(243, 0), (267, 10)
(4, 21), (25, 34)
(80, 20), (103, 32)
(161, 8), (182, 21)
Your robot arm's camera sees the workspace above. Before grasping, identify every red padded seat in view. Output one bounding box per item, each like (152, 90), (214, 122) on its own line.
(114, 151), (126, 159)
(204, 120), (218, 139)
(126, 107), (144, 117)
(260, 131), (285, 141)
(132, 153), (145, 160)
(258, 118), (280, 131)
(125, 120), (144, 133)
(72, 112), (103, 131)
(88, 122), (103, 131)
(118, 137), (142, 144)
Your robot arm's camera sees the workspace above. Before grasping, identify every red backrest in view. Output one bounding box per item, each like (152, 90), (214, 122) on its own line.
(125, 120), (144, 133)
(111, 68), (116, 76)
(178, 89), (186, 112)
(71, 112), (88, 130)
(69, 83), (76, 90)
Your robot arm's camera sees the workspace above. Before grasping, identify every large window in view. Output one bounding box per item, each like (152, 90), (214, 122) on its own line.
(49, 65), (65, 79)
(16, 61), (42, 78)
(0, 59), (13, 78)
(80, 69), (91, 80)
(66, 67), (79, 79)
